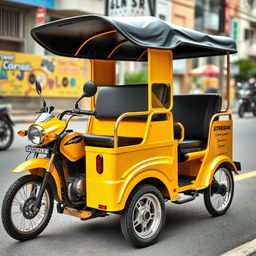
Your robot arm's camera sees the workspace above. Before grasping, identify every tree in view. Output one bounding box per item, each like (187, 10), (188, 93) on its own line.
(124, 71), (147, 84)
(235, 59), (256, 82)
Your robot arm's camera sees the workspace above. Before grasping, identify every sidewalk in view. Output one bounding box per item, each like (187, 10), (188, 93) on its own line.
(221, 239), (256, 256)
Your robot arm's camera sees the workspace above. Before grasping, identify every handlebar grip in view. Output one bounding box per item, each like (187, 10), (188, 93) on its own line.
(77, 110), (95, 115)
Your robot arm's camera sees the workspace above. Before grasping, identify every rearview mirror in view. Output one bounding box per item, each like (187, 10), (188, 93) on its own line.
(83, 81), (97, 97)
(35, 80), (42, 95)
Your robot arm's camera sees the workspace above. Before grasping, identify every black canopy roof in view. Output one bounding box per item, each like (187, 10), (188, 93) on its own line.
(31, 15), (237, 61)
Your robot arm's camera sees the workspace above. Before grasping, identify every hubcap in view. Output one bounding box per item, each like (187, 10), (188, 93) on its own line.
(210, 167), (232, 212)
(10, 181), (50, 234)
(23, 197), (39, 219)
(132, 193), (161, 239)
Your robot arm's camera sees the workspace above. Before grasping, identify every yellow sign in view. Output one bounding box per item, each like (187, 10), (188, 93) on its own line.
(0, 51), (90, 98)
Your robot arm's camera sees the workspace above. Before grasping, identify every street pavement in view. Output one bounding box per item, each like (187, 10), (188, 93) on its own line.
(0, 114), (256, 256)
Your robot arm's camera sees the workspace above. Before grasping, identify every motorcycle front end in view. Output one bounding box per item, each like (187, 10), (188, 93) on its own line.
(1, 80), (97, 241)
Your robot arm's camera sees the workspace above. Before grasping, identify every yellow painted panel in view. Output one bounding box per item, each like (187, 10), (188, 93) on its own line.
(88, 117), (147, 138)
(90, 59), (116, 86)
(196, 119), (234, 188)
(86, 141), (178, 211)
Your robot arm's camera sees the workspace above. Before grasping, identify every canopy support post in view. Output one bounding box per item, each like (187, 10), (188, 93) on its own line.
(225, 52), (230, 112)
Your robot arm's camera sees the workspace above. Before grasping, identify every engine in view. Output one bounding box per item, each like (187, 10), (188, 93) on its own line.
(66, 175), (86, 202)
(66, 157), (86, 203)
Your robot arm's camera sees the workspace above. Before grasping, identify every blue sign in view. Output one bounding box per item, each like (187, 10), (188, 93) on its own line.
(6, 0), (55, 9)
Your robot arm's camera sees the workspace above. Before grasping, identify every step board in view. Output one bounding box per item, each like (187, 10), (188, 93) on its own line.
(178, 175), (195, 187)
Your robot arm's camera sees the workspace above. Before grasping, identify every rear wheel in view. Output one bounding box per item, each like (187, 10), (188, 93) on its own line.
(120, 184), (165, 248)
(1, 175), (53, 241)
(204, 164), (234, 217)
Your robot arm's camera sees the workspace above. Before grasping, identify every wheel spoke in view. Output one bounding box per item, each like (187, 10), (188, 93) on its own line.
(150, 213), (156, 220)
(133, 217), (141, 228)
(144, 198), (152, 209)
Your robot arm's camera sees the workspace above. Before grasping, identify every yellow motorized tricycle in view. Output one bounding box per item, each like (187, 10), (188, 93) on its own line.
(1, 15), (241, 248)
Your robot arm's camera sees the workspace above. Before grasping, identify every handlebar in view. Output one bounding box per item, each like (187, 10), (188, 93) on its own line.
(59, 109), (96, 120)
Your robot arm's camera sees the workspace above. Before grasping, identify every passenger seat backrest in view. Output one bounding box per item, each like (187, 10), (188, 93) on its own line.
(95, 84), (169, 121)
(172, 94), (222, 141)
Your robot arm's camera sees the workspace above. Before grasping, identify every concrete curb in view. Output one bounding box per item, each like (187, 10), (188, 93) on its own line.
(221, 239), (256, 256)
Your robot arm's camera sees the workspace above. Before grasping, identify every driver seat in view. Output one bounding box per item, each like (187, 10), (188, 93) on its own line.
(85, 84), (167, 148)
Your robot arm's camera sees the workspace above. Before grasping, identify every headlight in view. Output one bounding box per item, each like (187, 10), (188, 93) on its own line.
(28, 125), (45, 145)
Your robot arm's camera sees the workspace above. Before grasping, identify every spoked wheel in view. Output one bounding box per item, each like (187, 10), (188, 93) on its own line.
(0, 120), (14, 150)
(204, 164), (234, 217)
(120, 184), (165, 248)
(1, 175), (53, 241)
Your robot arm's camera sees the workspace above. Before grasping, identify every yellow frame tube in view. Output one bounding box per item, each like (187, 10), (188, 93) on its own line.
(108, 40), (129, 59)
(147, 49), (173, 111)
(173, 122), (185, 144)
(75, 30), (117, 56)
(225, 52), (230, 112)
(137, 49), (147, 61)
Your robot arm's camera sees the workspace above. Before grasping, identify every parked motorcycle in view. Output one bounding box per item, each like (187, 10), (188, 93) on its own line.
(0, 96), (14, 150)
(237, 81), (256, 118)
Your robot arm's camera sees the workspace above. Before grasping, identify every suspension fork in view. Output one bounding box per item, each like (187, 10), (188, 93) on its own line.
(34, 143), (58, 210)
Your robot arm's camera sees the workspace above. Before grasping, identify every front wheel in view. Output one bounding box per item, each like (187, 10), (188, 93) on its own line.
(204, 164), (234, 217)
(1, 175), (53, 241)
(120, 184), (165, 248)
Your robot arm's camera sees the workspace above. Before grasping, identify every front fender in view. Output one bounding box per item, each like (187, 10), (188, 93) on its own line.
(12, 158), (62, 201)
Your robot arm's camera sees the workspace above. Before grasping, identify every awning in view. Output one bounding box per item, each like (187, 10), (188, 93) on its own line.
(31, 15), (237, 61)
(189, 64), (227, 77)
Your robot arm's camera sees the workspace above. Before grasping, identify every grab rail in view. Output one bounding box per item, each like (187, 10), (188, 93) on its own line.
(113, 110), (171, 148)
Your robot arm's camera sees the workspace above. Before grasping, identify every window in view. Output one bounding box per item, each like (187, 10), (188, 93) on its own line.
(244, 28), (254, 44)
(0, 5), (25, 52)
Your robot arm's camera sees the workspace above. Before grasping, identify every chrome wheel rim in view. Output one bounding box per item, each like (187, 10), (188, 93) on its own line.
(132, 193), (161, 239)
(210, 167), (233, 212)
(10, 181), (50, 234)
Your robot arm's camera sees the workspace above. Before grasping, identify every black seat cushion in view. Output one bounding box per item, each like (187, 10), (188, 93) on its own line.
(173, 94), (221, 159)
(173, 94), (222, 141)
(85, 134), (143, 148)
(179, 139), (204, 154)
(95, 84), (168, 121)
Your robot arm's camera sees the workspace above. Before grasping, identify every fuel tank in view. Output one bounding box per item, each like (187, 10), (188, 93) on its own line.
(60, 132), (85, 162)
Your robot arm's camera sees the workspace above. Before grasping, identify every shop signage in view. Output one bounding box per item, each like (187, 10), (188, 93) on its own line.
(7, 0), (55, 9)
(0, 51), (89, 98)
(105, 0), (156, 17)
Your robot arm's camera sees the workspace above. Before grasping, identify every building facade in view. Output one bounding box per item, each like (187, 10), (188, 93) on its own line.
(238, 0), (256, 61)
(0, 0), (198, 113)
(0, 0), (104, 111)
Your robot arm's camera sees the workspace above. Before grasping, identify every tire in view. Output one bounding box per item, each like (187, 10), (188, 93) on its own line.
(204, 164), (234, 217)
(1, 175), (54, 241)
(238, 104), (245, 118)
(120, 184), (166, 248)
(0, 120), (14, 150)
(252, 108), (256, 117)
